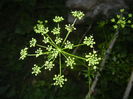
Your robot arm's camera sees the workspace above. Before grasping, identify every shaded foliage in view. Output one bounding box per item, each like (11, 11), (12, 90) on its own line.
(0, 0), (133, 99)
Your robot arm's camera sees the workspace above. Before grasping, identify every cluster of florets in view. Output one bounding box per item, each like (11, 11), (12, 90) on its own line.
(53, 74), (67, 87)
(44, 61), (55, 71)
(83, 36), (95, 48)
(20, 47), (28, 60)
(65, 57), (76, 69)
(85, 51), (101, 70)
(32, 64), (41, 76)
(111, 9), (133, 29)
(19, 11), (101, 87)
(71, 11), (85, 20)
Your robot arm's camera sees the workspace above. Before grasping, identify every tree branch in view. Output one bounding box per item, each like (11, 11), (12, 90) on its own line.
(85, 30), (119, 99)
(123, 69), (133, 99)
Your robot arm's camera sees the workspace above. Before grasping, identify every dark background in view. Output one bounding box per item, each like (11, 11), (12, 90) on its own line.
(0, 0), (133, 99)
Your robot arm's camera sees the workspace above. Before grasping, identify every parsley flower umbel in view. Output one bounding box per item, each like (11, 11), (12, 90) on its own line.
(71, 11), (85, 20)
(29, 38), (37, 47)
(34, 20), (49, 35)
(65, 57), (76, 69)
(20, 47), (28, 60)
(53, 74), (67, 87)
(120, 9), (125, 13)
(111, 9), (133, 29)
(53, 16), (64, 23)
(19, 10), (102, 87)
(55, 37), (63, 44)
(32, 64), (41, 76)
(44, 61), (55, 71)
(83, 36), (95, 48)
(51, 27), (61, 35)
(85, 51), (101, 67)
(64, 40), (74, 49)
(42, 36), (49, 44)
(111, 18), (115, 22)
(48, 49), (59, 60)
(113, 25), (118, 29)
(46, 45), (53, 51)
(65, 24), (76, 32)
(128, 14), (132, 17)
(35, 48), (43, 57)
(131, 24), (133, 28)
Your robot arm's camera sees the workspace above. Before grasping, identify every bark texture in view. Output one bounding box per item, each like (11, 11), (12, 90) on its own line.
(123, 70), (133, 99)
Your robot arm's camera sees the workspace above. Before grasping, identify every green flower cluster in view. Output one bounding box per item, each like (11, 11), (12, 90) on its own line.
(20, 47), (28, 60)
(51, 27), (61, 35)
(65, 57), (76, 69)
(71, 11), (85, 20)
(83, 36), (95, 48)
(53, 74), (67, 87)
(53, 16), (64, 23)
(111, 9), (133, 29)
(55, 37), (63, 44)
(46, 45), (53, 51)
(29, 38), (37, 47)
(85, 51), (101, 69)
(43, 36), (49, 44)
(19, 11), (101, 87)
(34, 20), (49, 35)
(44, 61), (55, 71)
(64, 40), (74, 49)
(35, 48), (43, 57)
(65, 24), (76, 32)
(32, 64), (41, 76)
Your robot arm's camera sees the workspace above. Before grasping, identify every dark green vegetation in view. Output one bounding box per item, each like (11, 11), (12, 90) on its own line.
(0, 0), (133, 99)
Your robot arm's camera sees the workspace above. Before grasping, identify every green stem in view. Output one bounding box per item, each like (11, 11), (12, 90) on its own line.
(41, 57), (56, 68)
(72, 18), (77, 26)
(36, 44), (47, 49)
(62, 18), (77, 47)
(57, 23), (61, 47)
(27, 52), (50, 56)
(62, 31), (70, 45)
(57, 23), (59, 28)
(27, 54), (36, 56)
(62, 52), (88, 68)
(61, 52), (68, 59)
(62, 51), (86, 60)
(46, 34), (58, 48)
(88, 68), (91, 99)
(62, 43), (85, 50)
(59, 53), (62, 75)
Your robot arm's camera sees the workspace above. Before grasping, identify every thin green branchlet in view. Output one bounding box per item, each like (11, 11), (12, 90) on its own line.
(111, 9), (133, 29)
(19, 11), (101, 87)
